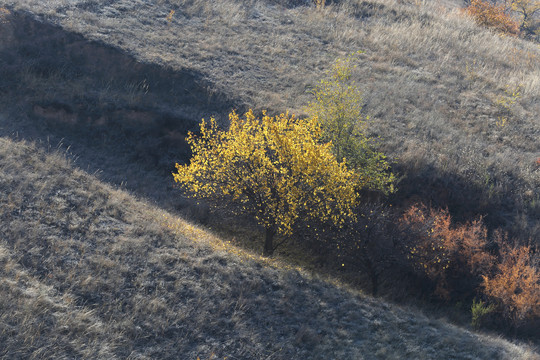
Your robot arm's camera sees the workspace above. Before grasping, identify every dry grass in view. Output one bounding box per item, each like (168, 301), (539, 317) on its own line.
(1, 136), (539, 359)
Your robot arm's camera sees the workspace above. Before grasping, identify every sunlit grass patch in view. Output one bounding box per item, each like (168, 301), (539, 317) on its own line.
(158, 212), (305, 273)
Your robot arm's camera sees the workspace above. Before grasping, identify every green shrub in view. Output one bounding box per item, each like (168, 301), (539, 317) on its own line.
(471, 298), (496, 329)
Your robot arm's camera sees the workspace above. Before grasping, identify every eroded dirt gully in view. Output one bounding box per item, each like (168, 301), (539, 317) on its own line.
(0, 9), (244, 211)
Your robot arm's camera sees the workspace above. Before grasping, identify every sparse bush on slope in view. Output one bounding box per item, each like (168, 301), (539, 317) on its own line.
(511, 0), (540, 35)
(482, 236), (540, 326)
(400, 204), (494, 301)
(471, 298), (496, 329)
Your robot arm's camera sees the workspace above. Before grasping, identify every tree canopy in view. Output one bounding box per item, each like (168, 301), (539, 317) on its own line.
(173, 110), (359, 255)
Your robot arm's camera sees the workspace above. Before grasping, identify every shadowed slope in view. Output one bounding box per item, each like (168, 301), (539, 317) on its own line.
(0, 10), (243, 212)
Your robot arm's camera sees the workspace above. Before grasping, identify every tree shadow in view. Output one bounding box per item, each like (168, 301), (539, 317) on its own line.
(391, 160), (539, 243)
(0, 10), (246, 209)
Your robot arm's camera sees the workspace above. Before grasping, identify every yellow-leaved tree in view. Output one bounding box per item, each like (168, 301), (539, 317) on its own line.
(173, 110), (359, 256)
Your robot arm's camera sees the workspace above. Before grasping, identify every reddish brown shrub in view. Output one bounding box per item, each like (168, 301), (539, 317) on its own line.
(482, 238), (540, 325)
(464, 0), (520, 35)
(401, 204), (494, 299)
(402, 205), (540, 328)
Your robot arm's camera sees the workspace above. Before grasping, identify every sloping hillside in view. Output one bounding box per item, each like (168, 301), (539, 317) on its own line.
(0, 0), (539, 357)
(1, 135), (538, 359)
(0, 0), (538, 242)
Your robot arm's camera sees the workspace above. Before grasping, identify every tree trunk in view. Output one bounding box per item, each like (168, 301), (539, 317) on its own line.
(365, 257), (379, 296)
(370, 268), (379, 297)
(263, 226), (276, 256)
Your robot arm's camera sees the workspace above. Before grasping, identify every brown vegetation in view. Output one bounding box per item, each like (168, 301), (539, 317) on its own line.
(400, 204), (494, 300)
(400, 204), (540, 330)
(464, 0), (520, 35)
(483, 238), (540, 326)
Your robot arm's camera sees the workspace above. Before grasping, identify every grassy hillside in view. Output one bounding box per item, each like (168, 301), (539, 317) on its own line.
(0, 0), (539, 356)
(0, 0), (538, 243)
(1, 135), (539, 359)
